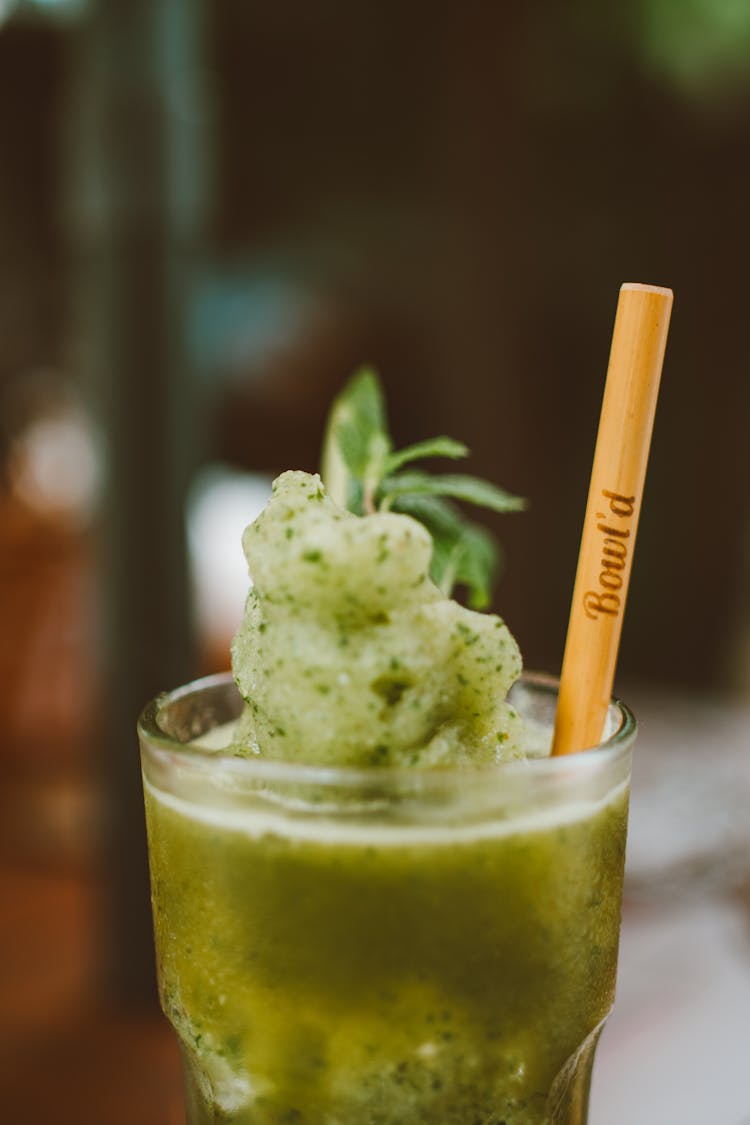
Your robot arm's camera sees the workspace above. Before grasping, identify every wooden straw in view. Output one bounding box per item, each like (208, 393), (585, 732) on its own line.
(551, 283), (673, 756)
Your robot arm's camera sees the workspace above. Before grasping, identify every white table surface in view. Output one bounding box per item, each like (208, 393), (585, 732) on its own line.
(590, 689), (750, 1125)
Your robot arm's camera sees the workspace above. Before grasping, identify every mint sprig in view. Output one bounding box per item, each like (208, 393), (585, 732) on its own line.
(320, 367), (526, 609)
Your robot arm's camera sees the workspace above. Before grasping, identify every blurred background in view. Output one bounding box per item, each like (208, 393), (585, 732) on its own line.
(1, 1), (749, 1122)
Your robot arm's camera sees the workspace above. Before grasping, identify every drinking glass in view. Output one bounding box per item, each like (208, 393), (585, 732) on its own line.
(138, 671), (635, 1125)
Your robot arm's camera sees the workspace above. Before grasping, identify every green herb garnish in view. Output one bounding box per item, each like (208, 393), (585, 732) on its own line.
(320, 367), (526, 609)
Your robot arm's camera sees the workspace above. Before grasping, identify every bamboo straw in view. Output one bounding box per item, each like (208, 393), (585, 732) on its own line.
(551, 283), (673, 756)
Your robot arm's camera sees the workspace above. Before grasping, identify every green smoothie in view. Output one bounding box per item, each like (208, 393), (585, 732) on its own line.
(141, 674), (632, 1125)
(139, 430), (634, 1124)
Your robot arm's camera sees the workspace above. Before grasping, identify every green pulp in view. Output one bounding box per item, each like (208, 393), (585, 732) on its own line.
(144, 779), (628, 1125)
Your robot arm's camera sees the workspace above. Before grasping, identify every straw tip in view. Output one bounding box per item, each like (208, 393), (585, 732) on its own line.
(620, 281), (673, 300)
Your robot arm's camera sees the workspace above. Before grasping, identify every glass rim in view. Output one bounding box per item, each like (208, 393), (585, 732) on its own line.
(138, 669), (636, 791)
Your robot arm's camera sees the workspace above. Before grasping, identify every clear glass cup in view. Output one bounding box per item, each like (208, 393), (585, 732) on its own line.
(138, 671), (635, 1125)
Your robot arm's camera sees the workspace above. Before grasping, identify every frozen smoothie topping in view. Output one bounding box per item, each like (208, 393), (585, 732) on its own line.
(231, 470), (523, 767)
(230, 369), (527, 768)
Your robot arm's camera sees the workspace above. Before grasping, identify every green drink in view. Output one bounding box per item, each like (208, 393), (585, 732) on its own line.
(140, 377), (640, 1123)
(139, 672), (634, 1125)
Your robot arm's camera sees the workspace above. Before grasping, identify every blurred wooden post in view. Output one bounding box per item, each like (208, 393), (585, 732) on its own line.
(67, 0), (209, 1003)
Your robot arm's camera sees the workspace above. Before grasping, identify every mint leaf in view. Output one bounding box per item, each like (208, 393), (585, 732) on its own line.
(392, 494), (499, 609)
(427, 530), (463, 596)
(332, 367), (390, 477)
(321, 367), (391, 512)
(452, 524), (499, 610)
(384, 437), (468, 475)
(389, 493), (464, 538)
(379, 471), (527, 514)
(430, 523), (499, 610)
